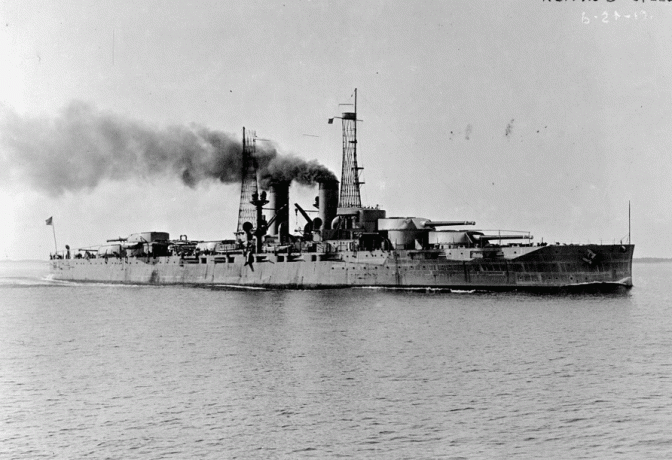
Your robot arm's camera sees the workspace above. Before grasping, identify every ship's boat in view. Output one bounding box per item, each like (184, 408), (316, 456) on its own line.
(51, 92), (634, 292)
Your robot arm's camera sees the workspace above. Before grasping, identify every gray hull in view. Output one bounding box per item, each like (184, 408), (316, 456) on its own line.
(50, 244), (633, 292)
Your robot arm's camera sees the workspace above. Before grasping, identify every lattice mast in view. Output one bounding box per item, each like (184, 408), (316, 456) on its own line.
(236, 127), (259, 240)
(337, 89), (363, 208)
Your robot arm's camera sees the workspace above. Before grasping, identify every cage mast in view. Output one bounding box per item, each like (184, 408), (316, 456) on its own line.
(236, 127), (259, 240)
(335, 89), (363, 208)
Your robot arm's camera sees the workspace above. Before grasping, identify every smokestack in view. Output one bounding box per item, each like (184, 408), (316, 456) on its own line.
(266, 181), (290, 241)
(318, 179), (339, 230)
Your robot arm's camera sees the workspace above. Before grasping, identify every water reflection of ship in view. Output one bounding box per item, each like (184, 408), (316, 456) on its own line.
(51, 90), (633, 291)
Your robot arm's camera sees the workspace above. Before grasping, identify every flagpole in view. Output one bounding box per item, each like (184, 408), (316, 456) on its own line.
(52, 223), (58, 255)
(46, 217), (58, 256)
(628, 200), (631, 245)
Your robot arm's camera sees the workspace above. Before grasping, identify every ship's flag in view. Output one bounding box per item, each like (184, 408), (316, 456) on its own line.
(45, 216), (53, 226)
(327, 118), (334, 124)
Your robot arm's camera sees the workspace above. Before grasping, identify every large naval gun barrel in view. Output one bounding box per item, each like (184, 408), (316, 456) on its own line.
(422, 220), (476, 227)
(471, 234), (533, 242)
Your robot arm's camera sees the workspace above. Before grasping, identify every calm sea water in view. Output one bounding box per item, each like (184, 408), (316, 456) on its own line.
(1, 261), (671, 459)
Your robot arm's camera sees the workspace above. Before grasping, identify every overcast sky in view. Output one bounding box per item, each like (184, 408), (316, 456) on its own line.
(1, 1), (670, 260)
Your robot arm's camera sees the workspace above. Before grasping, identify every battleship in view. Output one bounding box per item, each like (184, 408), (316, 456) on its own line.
(50, 91), (634, 291)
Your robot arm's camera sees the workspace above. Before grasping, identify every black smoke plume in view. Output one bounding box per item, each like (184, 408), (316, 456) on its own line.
(0, 101), (335, 195)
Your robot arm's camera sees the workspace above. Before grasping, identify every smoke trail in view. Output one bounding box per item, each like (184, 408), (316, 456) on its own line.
(259, 156), (337, 188)
(0, 101), (335, 195)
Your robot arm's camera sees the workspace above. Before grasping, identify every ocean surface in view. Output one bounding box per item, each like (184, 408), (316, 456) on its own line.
(1, 261), (671, 459)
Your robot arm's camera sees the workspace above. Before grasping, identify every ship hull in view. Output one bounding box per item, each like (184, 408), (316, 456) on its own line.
(50, 244), (633, 292)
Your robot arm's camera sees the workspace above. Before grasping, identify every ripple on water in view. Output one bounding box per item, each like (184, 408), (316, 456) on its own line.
(0, 263), (671, 458)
